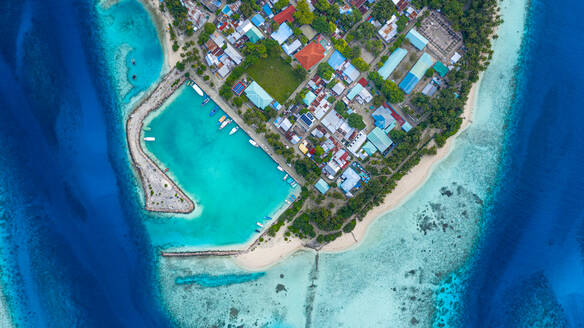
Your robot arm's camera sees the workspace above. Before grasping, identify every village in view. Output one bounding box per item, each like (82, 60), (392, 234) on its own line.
(159, 0), (467, 241)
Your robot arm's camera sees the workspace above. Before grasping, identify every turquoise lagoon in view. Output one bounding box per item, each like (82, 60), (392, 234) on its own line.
(143, 86), (295, 248)
(157, 0), (527, 326)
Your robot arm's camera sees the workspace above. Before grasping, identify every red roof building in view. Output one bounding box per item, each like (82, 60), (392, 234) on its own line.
(295, 40), (326, 70)
(273, 5), (296, 24)
(358, 77), (368, 87)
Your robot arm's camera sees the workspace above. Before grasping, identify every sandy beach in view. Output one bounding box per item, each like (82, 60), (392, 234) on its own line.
(139, 0), (182, 72)
(235, 78), (481, 270)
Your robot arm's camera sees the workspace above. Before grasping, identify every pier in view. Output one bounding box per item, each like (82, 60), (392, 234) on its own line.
(161, 250), (242, 257)
(126, 68), (195, 213)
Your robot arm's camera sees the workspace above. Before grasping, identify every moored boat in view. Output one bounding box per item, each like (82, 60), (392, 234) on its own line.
(202, 96), (210, 105)
(190, 81), (204, 96)
(143, 137), (155, 141)
(209, 108), (217, 116)
(219, 119), (232, 130)
(229, 126), (239, 135)
(249, 139), (258, 147)
(277, 165), (283, 171)
(282, 173), (288, 181)
(256, 222), (264, 228)
(217, 115), (226, 125)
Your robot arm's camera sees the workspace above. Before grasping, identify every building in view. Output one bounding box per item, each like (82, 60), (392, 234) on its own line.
(433, 61), (449, 77)
(251, 14), (265, 27)
(348, 131), (367, 156)
(271, 23), (293, 45)
(245, 26), (264, 43)
(378, 16), (398, 42)
(327, 50), (346, 70)
(295, 39), (326, 70)
(342, 63), (360, 83)
(282, 39), (302, 55)
(367, 127), (393, 153)
(303, 91), (317, 106)
(392, 0), (409, 11)
(340, 167), (361, 194)
(346, 83), (364, 101)
(405, 28), (429, 50)
(182, 0), (208, 31)
(262, 4), (274, 18)
(399, 52), (434, 94)
(422, 82), (438, 96)
(371, 106), (397, 132)
(331, 82), (345, 95)
(378, 48), (407, 80)
(315, 178), (330, 194)
(273, 5), (296, 24)
(245, 81), (274, 109)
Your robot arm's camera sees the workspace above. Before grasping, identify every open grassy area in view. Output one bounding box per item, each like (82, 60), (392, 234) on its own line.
(246, 57), (302, 103)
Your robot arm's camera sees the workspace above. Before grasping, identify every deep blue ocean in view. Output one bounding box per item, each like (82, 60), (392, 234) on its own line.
(0, 0), (583, 327)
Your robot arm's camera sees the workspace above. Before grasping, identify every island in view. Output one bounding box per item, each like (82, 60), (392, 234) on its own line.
(129, 0), (500, 268)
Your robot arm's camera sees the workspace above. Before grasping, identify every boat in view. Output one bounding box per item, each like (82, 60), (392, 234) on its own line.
(229, 126), (239, 135)
(290, 194), (297, 201)
(282, 173), (288, 181)
(255, 229), (261, 233)
(249, 139), (258, 147)
(256, 222), (264, 228)
(285, 199), (291, 204)
(209, 108), (217, 116)
(202, 97), (210, 105)
(264, 216), (272, 220)
(277, 165), (283, 171)
(190, 81), (204, 96)
(291, 182), (298, 188)
(219, 119), (232, 130)
(217, 115), (226, 125)
(143, 137), (155, 141)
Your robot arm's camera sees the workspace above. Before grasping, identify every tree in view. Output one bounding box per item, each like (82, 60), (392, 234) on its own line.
(396, 15), (408, 32)
(274, 0), (289, 12)
(352, 57), (370, 72)
(294, 0), (314, 25)
(371, 0), (396, 22)
(312, 16), (329, 34)
(348, 113), (366, 130)
(203, 22), (216, 34)
(425, 67), (434, 78)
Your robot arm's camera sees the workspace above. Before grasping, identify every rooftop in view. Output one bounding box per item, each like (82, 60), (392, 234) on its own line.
(315, 178), (330, 194)
(273, 5), (296, 24)
(245, 81), (274, 109)
(367, 127), (393, 153)
(378, 48), (407, 80)
(406, 28), (429, 51)
(295, 40), (326, 70)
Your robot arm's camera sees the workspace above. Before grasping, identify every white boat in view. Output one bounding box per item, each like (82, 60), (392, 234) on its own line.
(256, 222), (264, 228)
(191, 82), (204, 96)
(143, 137), (155, 141)
(229, 126), (239, 135)
(285, 199), (291, 204)
(219, 119), (232, 130)
(277, 165), (283, 171)
(282, 173), (288, 181)
(249, 139), (258, 147)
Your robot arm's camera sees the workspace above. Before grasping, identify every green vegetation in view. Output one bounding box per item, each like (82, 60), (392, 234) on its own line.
(273, 0), (289, 12)
(294, 0), (314, 25)
(352, 57), (370, 72)
(369, 71), (405, 104)
(348, 113), (366, 130)
(317, 63), (334, 80)
(371, 0), (396, 23)
(161, 0), (194, 35)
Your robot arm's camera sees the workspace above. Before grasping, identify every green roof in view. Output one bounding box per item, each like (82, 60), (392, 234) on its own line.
(433, 61), (449, 77)
(367, 127), (393, 153)
(362, 141), (378, 155)
(346, 84), (364, 100)
(314, 178), (330, 194)
(245, 26), (264, 43)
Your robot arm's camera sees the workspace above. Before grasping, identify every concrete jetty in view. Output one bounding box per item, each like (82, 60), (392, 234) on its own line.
(161, 250), (242, 257)
(126, 68), (194, 213)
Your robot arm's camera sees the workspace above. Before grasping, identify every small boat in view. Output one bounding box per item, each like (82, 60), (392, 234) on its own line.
(219, 119), (232, 130)
(164, 168), (169, 173)
(291, 182), (298, 188)
(143, 137), (155, 141)
(209, 108), (217, 116)
(290, 194), (297, 201)
(131, 58), (135, 65)
(264, 216), (272, 220)
(249, 139), (258, 147)
(256, 222), (264, 228)
(229, 126), (239, 135)
(132, 75), (136, 80)
(217, 115), (226, 125)
(255, 229), (261, 233)
(202, 97), (210, 105)
(285, 199), (291, 204)
(190, 82), (204, 96)
(282, 173), (288, 181)
(277, 165), (283, 171)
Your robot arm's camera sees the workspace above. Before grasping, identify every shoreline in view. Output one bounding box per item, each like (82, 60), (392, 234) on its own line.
(234, 77), (481, 270)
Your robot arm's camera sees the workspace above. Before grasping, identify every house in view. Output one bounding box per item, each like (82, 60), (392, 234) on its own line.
(303, 91), (317, 106)
(262, 4), (274, 18)
(341, 63), (360, 83)
(347, 131), (367, 156)
(378, 15), (398, 42)
(450, 52), (462, 65)
(282, 39), (302, 55)
(245, 26), (264, 43)
(346, 83), (373, 104)
(405, 28), (429, 50)
(331, 82), (345, 95)
(273, 5), (296, 24)
(271, 23), (293, 45)
(392, 0), (409, 11)
(371, 106), (397, 132)
(274, 116), (293, 132)
(378, 48), (407, 80)
(315, 178), (330, 194)
(245, 81), (274, 109)
(399, 52), (434, 94)
(367, 127), (393, 153)
(299, 112), (316, 130)
(340, 167), (361, 194)
(321, 110), (344, 134)
(295, 39), (326, 70)
(422, 82), (438, 96)
(433, 61), (449, 77)
(251, 14), (265, 27)
(182, 0), (207, 31)
(327, 50), (346, 70)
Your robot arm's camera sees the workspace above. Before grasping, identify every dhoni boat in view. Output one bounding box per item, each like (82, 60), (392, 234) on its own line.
(277, 165), (283, 171)
(229, 126), (239, 135)
(219, 119), (232, 130)
(256, 222), (264, 228)
(202, 96), (210, 105)
(190, 82), (204, 96)
(209, 108), (217, 116)
(143, 137), (155, 141)
(217, 115), (226, 125)
(249, 139), (258, 147)
(282, 173), (288, 181)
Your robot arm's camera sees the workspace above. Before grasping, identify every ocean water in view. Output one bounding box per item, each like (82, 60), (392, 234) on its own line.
(143, 86), (294, 248)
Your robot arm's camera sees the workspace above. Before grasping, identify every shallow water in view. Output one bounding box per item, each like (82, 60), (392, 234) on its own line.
(143, 86), (294, 248)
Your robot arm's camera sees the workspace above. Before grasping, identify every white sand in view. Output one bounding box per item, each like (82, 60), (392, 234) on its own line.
(236, 79), (481, 270)
(139, 0), (182, 72)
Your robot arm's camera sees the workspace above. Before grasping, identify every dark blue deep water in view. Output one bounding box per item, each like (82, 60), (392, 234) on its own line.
(0, 0), (171, 326)
(459, 0), (584, 326)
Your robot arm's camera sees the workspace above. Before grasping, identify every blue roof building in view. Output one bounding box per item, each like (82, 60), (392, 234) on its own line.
(245, 81), (273, 109)
(271, 23), (293, 45)
(406, 29), (428, 50)
(303, 91), (317, 106)
(340, 168), (361, 194)
(262, 4), (274, 18)
(371, 106), (397, 132)
(367, 127), (393, 153)
(245, 26), (264, 43)
(346, 84), (364, 101)
(314, 178), (330, 194)
(399, 53), (434, 94)
(343, 63), (359, 83)
(362, 141), (378, 155)
(251, 14), (265, 26)
(378, 48), (407, 80)
(327, 50), (346, 70)
(401, 121), (412, 132)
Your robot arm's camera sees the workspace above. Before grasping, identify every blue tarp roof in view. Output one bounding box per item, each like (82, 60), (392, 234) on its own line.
(270, 23), (293, 45)
(406, 28), (428, 50)
(263, 4), (274, 17)
(251, 14), (265, 26)
(398, 72), (420, 94)
(378, 48), (407, 80)
(327, 50), (346, 70)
